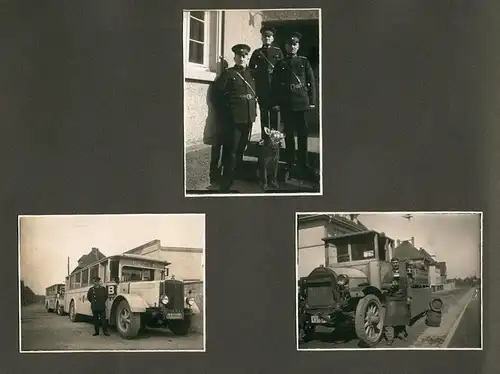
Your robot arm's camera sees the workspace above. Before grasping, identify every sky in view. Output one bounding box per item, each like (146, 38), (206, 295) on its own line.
(357, 212), (481, 279)
(19, 214), (205, 295)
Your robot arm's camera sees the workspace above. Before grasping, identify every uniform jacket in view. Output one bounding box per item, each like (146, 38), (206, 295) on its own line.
(87, 285), (108, 311)
(271, 55), (316, 111)
(249, 45), (284, 108)
(213, 65), (257, 124)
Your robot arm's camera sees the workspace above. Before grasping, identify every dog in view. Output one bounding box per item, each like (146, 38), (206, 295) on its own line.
(257, 127), (285, 191)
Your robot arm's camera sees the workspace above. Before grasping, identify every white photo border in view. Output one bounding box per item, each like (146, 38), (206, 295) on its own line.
(183, 8), (323, 198)
(295, 211), (484, 351)
(18, 213), (207, 354)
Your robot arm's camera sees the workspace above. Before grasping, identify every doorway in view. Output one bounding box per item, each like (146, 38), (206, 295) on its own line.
(262, 19), (320, 136)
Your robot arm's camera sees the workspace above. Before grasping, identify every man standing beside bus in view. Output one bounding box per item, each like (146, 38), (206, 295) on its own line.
(87, 276), (109, 336)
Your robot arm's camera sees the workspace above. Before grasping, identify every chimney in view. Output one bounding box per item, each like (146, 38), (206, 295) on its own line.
(410, 237), (415, 246)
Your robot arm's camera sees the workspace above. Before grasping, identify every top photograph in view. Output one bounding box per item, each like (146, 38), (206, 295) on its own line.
(183, 8), (322, 197)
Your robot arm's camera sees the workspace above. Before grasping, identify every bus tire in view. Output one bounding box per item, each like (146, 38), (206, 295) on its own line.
(169, 315), (192, 336)
(116, 300), (141, 339)
(69, 300), (81, 322)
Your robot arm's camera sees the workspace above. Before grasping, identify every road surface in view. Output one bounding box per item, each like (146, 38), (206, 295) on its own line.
(447, 287), (482, 348)
(21, 303), (204, 351)
(298, 288), (472, 349)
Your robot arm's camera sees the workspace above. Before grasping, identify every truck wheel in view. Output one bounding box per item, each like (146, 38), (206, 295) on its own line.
(169, 315), (192, 336)
(69, 300), (80, 322)
(116, 300), (141, 339)
(355, 294), (385, 347)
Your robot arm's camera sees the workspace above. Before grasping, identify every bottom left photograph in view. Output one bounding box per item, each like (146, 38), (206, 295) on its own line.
(18, 214), (205, 353)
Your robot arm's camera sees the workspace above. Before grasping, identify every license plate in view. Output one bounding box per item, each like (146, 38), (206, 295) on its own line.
(166, 313), (183, 320)
(311, 315), (324, 324)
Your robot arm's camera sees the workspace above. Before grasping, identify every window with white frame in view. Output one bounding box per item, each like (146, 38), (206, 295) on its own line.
(184, 10), (222, 81)
(188, 11), (207, 65)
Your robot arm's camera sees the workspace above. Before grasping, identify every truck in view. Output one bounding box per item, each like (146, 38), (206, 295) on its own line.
(298, 230), (443, 347)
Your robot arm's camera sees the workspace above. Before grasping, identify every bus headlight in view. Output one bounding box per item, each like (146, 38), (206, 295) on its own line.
(337, 274), (349, 287)
(186, 297), (195, 306)
(161, 295), (169, 305)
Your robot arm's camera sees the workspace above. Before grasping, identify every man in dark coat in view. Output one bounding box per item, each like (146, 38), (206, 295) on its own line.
(249, 26), (284, 137)
(214, 43), (257, 192)
(271, 32), (316, 179)
(87, 276), (109, 336)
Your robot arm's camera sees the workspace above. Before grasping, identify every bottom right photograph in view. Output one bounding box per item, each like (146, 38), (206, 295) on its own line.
(296, 212), (482, 350)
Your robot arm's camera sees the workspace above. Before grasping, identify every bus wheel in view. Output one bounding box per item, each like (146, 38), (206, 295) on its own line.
(355, 294), (385, 347)
(169, 315), (192, 336)
(69, 300), (80, 322)
(116, 300), (141, 339)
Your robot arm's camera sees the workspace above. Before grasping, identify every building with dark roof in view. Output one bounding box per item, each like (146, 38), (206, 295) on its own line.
(71, 247), (106, 275)
(297, 214), (368, 277)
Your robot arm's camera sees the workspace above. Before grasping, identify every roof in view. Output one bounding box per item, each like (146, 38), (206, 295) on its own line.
(322, 230), (394, 243)
(71, 247), (107, 274)
(393, 241), (425, 260)
(124, 239), (161, 254)
(110, 253), (171, 266)
(298, 214), (369, 232)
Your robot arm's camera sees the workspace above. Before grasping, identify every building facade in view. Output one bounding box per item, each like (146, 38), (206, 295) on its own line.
(124, 239), (204, 282)
(184, 9), (321, 149)
(297, 214), (367, 278)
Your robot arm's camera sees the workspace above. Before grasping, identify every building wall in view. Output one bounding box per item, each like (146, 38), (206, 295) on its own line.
(184, 10), (262, 148)
(297, 220), (326, 278)
(138, 248), (203, 281)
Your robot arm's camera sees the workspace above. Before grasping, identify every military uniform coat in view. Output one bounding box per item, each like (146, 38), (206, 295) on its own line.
(249, 45), (284, 108)
(87, 285), (108, 311)
(213, 66), (257, 124)
(271, 55), (316, 111)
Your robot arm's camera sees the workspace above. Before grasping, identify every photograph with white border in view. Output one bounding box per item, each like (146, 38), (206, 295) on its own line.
(296, 212), (482, 351)
(19, 214), (205, 353)
(183, 8), (322, 197)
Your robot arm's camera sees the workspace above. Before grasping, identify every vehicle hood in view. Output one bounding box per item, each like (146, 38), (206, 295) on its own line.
(328, 266), (368, 288)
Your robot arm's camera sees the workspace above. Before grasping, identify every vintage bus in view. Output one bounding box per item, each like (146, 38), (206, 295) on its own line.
(45, 283), (65, 314)
(64, 254), (196, 339)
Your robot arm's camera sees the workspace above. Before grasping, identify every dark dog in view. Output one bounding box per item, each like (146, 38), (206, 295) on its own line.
(257, 127), (285, 191)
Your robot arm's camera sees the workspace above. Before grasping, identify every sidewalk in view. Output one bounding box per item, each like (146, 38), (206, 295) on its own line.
(185, 134), (321, 194)
(410, 288), (474, 348)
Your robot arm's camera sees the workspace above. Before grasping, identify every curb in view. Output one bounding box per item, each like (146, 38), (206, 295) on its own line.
(410, 288), (474, 348)
(441, 289), (475, 348)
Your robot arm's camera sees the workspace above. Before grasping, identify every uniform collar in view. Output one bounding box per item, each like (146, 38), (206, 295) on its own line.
(234, 65), (246, 71)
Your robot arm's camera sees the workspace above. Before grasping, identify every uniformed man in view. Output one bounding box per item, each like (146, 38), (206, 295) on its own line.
(271, 32), (316, 179)
(209, 58), (230, 185)
(87, 276), (109, 336)
(213, 43), (257, 192)
(385, 258), (410, 345)
(249, 26), (284, 136)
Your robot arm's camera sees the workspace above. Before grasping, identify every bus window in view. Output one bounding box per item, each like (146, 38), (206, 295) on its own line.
(82, 269), (89, 287)
(75, 272), (81, 288)
(110, 261), (119, 282)
(90, 265), (99, 283)
(70, 274), (76, 289)
(121, 266), (154, 282)
(102, 263), (108, 282)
